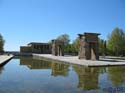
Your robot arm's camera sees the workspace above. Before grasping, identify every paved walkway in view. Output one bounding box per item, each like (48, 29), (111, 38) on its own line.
(0, 55), (14, 66)
(33, 54), (125, 67)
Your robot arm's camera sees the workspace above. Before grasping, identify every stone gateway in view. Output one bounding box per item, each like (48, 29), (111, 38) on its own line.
(78, 33), (100, 60)
(51, 40), (64, 56)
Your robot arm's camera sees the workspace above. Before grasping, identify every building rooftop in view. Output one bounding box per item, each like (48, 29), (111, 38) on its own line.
(84, 32), (100, 35)
(28, 42), (50, 45)
(78, 32), (100, 37)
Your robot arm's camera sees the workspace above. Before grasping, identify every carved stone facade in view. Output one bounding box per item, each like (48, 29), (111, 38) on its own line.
(51, 40), (64, 56)
(78, 33), (100, 60)
(20, 42), (51, 54)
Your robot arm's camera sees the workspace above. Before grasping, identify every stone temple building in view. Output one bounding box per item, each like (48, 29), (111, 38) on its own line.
(20, 42), (51, 54)
(78, 32), (100, 60)
(51, 40), (64, 56)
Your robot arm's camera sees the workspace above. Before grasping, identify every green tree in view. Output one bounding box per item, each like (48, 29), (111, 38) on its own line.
(56, 34), (73, 54)
(56, 34), (70, 45)
(107, 28), (125, 56)
(64, 36), (79, 55)
(64, 44), (72, 53)
(99, 39), (107, 56)
(72, 37), (80, 54)
(0, 34), (5, 53)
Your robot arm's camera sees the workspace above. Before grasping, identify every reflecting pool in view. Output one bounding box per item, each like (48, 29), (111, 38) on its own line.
(0, 57), (125, 93)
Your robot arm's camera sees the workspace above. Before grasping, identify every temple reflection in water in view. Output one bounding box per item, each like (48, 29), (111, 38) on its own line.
(20, 57), (51, 69)
(20, 57), (69, 77)
(51, 62), (69, 77)
(73, 65), (99, 90)
(1, 57), (125, 93)
(20, 57), (99, 91)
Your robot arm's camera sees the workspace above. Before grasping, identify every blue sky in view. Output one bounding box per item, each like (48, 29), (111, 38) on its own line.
(0, 0), (125, 51)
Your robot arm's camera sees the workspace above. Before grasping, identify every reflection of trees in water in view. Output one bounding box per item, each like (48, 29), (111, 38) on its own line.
(108, 66), (125, 87)
(73, 65), (99, 90)
(98, 67), (107, 74)
(51, 62), (69, 77)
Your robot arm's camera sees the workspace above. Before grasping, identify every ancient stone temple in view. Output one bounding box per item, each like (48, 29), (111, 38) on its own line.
(78, 33), (100, 60)
(20, 42), (51, 54)
(51, 40), (64, 56)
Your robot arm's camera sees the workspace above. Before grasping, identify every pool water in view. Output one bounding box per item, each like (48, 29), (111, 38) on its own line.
(0, 57), (125, 93)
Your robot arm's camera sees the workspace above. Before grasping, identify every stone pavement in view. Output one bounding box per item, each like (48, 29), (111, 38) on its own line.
(33, 54), (125, 67)
(0, 55), (14, 66)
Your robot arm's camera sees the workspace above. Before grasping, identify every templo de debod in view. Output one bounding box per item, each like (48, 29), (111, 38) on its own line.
(78, 33), (100, 60)
(51, 39), (64, 56)
(20, 42), (51, 54)
(20, 32), (100, 61)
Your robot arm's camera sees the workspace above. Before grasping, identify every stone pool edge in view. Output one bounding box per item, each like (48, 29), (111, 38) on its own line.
(0, 55), (14, 67)
(32, 54), (125, 67)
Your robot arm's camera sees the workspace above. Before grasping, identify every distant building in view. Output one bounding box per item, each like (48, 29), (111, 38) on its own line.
(20, 42), (51, 54)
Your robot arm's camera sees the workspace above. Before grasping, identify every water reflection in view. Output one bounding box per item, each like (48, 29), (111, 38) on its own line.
(20, 57), (51, 69)
(108, 66), (125, 87)
(0, 67), (4, 75)
(20, 57), (99, 90)
(51, 62), (69, 77)
(20, 57), (69, 77)
(19, 57), (125, 92)
(73, 65), (99, 90)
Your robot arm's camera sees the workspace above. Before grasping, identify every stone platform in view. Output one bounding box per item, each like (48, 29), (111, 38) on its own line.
(33, 54), (125, 67)
(0, 55), (14, 66)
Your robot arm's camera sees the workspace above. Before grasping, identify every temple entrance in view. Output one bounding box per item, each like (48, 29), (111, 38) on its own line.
(57, 45), (63, 56)
(52, 40), (64, 56)
(78, 33), (100, 60)
(89, 42), (96, 60)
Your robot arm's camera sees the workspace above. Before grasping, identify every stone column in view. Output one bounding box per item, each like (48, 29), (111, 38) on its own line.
(51, 40), (64, 56)
(78, 33), (100, 60)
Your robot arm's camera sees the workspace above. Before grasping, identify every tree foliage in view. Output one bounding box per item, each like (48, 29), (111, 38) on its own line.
(72, 37), (80, 54)
(56, 34), (70, 45)
(99, 39), (106, 56)
(107, 28), (125, 56)
(64, 36), (79, 55)
(55, 28), (125, 56)
(56, 34), (76, 54)
(0, 34), (5, 52)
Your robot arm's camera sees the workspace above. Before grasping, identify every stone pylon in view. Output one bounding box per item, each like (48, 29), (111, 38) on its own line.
(51, 40), (64, 56)
(78, 33), (100, 60)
